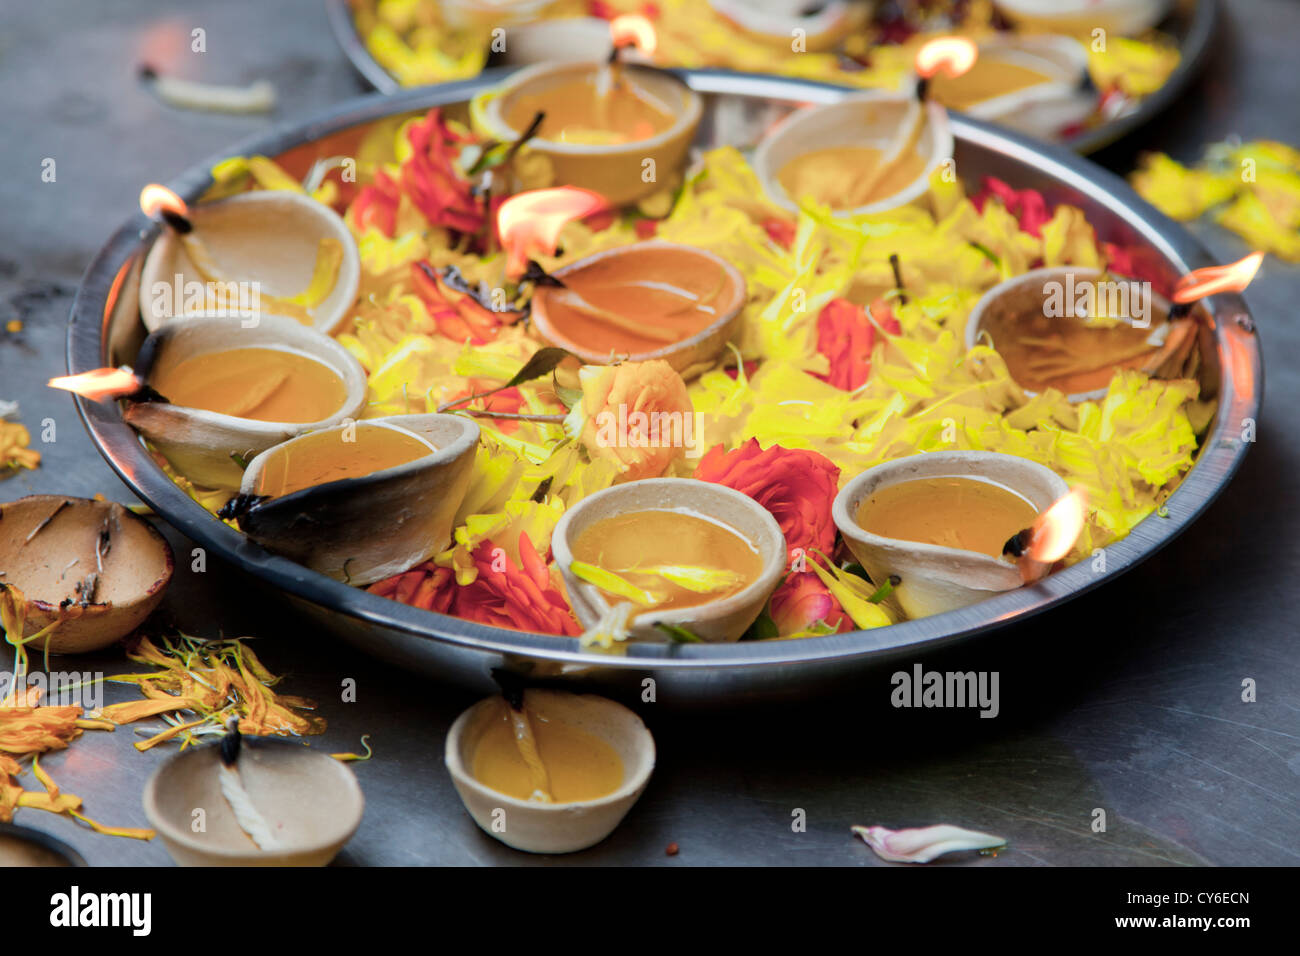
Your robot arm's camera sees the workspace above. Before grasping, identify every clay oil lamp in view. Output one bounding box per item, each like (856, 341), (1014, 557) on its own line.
(137, 184), (361, 335)
(445, 688), (655, 854)
(833, 450), (1084, 619)
(52, 312), (368, 490)
(920, 35), (1093, 140)
(478, 16), (702, 207)
(752, 37), (973, 217)
(552, 478), (787, 643)
(706, 0), (864, 53)
(993, 0), (1174, 37)
(965, 253), (1264, 403)
(143, 726), (364, 867)
(220, 413), (479, 586)
(0, 823), (87, 867)
(0, 495), (173, 654)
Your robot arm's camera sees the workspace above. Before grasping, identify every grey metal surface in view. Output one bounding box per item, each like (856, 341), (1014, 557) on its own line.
(323, 0), (1217, 156)
(0, 0), (1296, 866)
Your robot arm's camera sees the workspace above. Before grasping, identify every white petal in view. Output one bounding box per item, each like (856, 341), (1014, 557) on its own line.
(852, 824), (1007, 863)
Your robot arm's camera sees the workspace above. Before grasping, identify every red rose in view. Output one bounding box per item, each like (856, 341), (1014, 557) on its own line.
(972, 175), (1052, 237)
(452, 533), (580, 636)
(400, 108), (485, 237)
(694, 438), (840, 559)
(769, 571), (852, 636)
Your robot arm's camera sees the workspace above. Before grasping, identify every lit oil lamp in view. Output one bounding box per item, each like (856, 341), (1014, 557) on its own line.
(752, 37), (972, 217)
(219, 413), (479, 586)
(552, 478), (787, 642)
(920, 35), (1093, 140)
(445, 688), (655, 854)
(993, 0), (1174, 38)
(478, 16), (702, 207)
(965, 253), (1264, 402)
(137, 182), (361, 335)
(53, 312), (368, 490)
(833, 451), (1080, 619)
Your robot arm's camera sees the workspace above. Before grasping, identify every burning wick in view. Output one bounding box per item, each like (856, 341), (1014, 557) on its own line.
(496, 186), (607, 279)
(217, 717), (284, 851)
(608, 13), (658, 62)
(913, 36), (979, 101)
(47, 367), (165, 404)
(139, 183), (193, 234)
(1167, 251), (1265, 319)
(1002, 487), (1088, 585)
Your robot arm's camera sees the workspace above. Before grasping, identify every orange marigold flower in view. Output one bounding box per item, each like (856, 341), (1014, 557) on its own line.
(815, 297), (899, 391)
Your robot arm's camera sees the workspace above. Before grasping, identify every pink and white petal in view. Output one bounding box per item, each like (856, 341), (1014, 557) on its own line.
(851, 824), (1007, 863)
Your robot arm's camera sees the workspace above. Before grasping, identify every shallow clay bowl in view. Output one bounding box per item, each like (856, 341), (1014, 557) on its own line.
(833, 450), (1070, 620)
(552, 478), (787, 643)
(530, 241), (747, 379)
(0, 823), (87, 866)
(993, 0), (1173, 37)
(142, 737), (364, 867)
(139, 190), (361, 336)
(445, 688), (655, 854)
(480, 61), (702, 207)
(0, 495), (173, 654)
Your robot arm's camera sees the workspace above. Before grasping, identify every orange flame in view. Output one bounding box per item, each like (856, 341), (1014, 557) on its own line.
(1027, 487), (1088, 564)
(610, 14), (657, 57)
(497, 187), (607, 278)
(915, 36), (979, 79)
(1172, 251), (1264, 304)
(48, 368), (142, 402)
(139, 183), (188, 220)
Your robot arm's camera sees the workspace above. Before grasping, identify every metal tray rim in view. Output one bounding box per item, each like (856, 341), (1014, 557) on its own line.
(67, 70), (1262, 673)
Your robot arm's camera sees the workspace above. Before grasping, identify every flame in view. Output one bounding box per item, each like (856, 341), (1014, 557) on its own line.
(1027, 487), (1088, 564)
(497, 187), (607, 278)
(48, 368), (142, 402)
(610, 14), (657, 57)
(139, 183), (188, 220)
(915, 36), (979, 80)
(1172, 251), (1264, 304)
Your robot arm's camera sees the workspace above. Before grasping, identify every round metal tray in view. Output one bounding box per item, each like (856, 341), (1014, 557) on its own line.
(68, 71), (1261, 705)
(324, 0), (1217, 155)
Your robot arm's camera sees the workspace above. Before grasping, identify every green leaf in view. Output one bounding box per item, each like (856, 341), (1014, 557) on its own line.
(654, 622), (704, 644)
(867, 574), (901, 604)
(968, 241), (1001, 266)
(503, 347), (575, 390)
(742, 607), (779, 641)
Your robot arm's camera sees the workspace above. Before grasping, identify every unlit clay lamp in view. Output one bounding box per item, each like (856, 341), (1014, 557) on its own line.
(552, 478), (787, 643)
(0, 496), (173, 654)
(445, 688), (655, 854)
(707, 0), (863, 53)
(118, 312), (368, 490)
(833, 450), (1079, 619)
(221, 413), (479, 585)
(143, 723), (363, 867)
(529, 241), (747, 379)
(479, 17), (702, 207)
(138, 184), (361, 335)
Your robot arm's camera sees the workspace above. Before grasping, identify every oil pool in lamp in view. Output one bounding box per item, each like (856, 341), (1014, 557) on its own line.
(834, 451), (1085, 619)
(478, 16), (702, 207)
(137, 182), (361, 335)
(752, 36), (970, 216)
